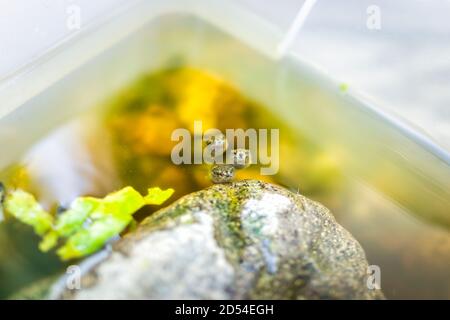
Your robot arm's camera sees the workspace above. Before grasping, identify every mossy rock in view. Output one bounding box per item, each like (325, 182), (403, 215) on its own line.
(50, 180), (383, 299)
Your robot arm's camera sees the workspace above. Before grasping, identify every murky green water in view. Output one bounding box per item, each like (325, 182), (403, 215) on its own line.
(0, 67), (449, 299)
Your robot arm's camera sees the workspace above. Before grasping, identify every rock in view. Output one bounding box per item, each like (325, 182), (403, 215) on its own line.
(9, 275), (60, 300)
(50, 180), (383, 299)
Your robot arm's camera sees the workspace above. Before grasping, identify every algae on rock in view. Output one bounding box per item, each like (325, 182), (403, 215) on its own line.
(51, 180), (383, 300)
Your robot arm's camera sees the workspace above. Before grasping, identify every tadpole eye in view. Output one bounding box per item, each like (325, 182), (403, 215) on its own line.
(231, 149), (251, 169)
(205, 133), (228, 156)
(210, 164), (235, 184)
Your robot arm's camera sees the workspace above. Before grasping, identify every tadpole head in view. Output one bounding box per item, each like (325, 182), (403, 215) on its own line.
(231, 149), (251, 169)
(210, 164), (235, 184)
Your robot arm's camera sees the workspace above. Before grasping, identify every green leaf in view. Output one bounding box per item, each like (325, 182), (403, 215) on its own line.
(95, 186), (147, 217)
(144, 187), (175, 205)
(39, 230), (59, 252)
(2, 185), (174, 261)
(54, 197), (100, 237)
(4, 189), (54, 236)
(57, 214), (132, 260)
(55, 187), (149, 260)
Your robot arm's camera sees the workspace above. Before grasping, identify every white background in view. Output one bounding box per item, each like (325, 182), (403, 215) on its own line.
(0, 0), (449, 151)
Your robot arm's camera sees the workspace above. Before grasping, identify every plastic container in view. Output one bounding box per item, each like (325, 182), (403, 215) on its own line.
(0, 0), (449, 299)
